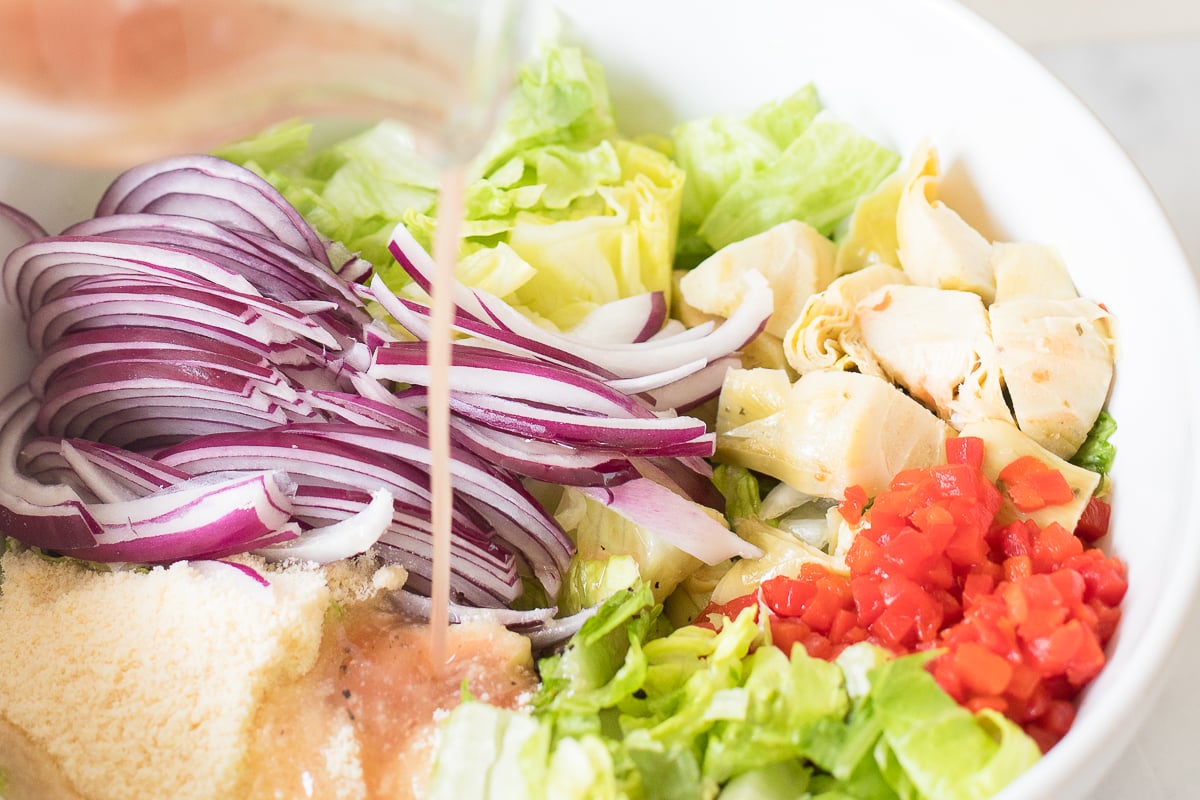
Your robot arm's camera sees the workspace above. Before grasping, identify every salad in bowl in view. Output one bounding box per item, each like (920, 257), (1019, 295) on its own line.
(0, 1), (1197, 799)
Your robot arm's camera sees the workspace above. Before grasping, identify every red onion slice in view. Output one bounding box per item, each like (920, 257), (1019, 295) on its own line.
(256, 488), (393, 564)
(95, 155), (329, 266)
(578, 478), (761, 564)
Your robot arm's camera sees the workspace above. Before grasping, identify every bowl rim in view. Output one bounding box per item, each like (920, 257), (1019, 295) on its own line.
(915, 1), (1200, 797)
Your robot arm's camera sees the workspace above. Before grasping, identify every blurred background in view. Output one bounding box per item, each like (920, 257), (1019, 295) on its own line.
(960, 2), (1199, 796)
(963, 0), (1200, 269)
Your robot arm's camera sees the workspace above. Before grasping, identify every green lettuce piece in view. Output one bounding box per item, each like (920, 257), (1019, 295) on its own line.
(711, 464), (763, 526)
(698, 116), (901, 250)
(506, 139), (683, 328)
(216, 119), (439, 271)
(554, 487), (702, 604)
(623, 744), (705, 800)
(427, 702), (549, 800)
(429, 703), (627, 800)
(673, 86), (822, 235)
(1070, 410), (1117, 477)
(437, 609), (1037, 800)
(535, 584), (659, 721)
(545, 735), (626, 800)
(868, 652), (1042, 800)
(559, 554), (642, 616)
(702, 644), (849, 783)
(470, 44), (617, 177)
(717, 760), (811, 800)
(211, 119), (312, 172)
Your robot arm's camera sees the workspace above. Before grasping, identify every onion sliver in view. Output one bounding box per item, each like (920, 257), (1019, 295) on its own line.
(578, 478), (762, 564)
(256, 488), (393, 564)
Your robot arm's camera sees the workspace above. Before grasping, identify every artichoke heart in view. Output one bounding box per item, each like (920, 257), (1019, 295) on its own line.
(959, 418), (1101, 531)
(991, 242), (1079, 302)
(680, 219), (836, 339)
(716, 370), (952, 499)
(783, 262), (907, 378)
(896, 144), (995, 301)
(856, 284), (1012, 430)
(990, 297), (1116, 460)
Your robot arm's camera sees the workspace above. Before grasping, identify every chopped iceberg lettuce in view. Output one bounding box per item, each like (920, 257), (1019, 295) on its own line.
(559, 555), (641, 617)
(1070, 410), (1118, 477)
(711, 464), (763, 527)
(217, 44), (683, 331)
(435, 596), (1039, 800)
(554, 488), (703, 605)
(671, 88), (898, 261)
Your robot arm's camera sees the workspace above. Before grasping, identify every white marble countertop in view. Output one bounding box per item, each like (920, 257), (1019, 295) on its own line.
(961, 3), (1200, 796)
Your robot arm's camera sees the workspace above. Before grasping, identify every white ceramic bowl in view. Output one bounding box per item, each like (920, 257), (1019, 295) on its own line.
(0, 1), (1196, 797)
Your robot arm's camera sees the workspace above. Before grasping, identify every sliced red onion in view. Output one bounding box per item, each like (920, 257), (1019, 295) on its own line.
(448, 393), (713, 456)
(43, 391), (297, 442)
(26, 275), (339, 352)
(567, 291), (667, 344)
(189, 559), (272, 588)
(94, 155), (329, 266)
(191, 523), (302, 561)
(523, 605), (601, 650)
(56, 438), (187, 493)
(59, 440), (142, 502)
(628, 456), (723, 511)
(447, 417), (638, 486)
(63, 214), (366, 316)
(0, 201), (48, 244)
(638, 355), (744, 413)
(386, 223), (773, 379)
(577, 478), (761, 564)
(5, 237), (259, 315)
(0, 390), (297, 560)
(369, 341), (650, 418)
(255, 488), (393, 564)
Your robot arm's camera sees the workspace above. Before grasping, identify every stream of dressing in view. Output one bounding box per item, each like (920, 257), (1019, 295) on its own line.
(426, 169), (467, 667)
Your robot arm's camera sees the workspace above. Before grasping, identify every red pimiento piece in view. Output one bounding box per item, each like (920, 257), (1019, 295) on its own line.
(693, 592), (758, 630)
(998, 455), (1075, 512)
(708, 436), (1125, 754)
(840, 484), (870, 526)
(1075, 496), (1112, 542)
(946, 436), (985, 469)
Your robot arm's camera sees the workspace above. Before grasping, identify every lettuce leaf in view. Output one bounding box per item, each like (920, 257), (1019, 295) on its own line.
(673, 86), (822, 234)
(559, 554), (641, 617)
(698, 116), (900, 251)
(671, 88), (898, 262)
(471, 44), (617, 177)
(1070, 410), (1117, 477)
(433, 598), (1039, 800)
(711, 464), (763, 526)
(866, 651), (1042, 800)
(216, 44), (683, 332)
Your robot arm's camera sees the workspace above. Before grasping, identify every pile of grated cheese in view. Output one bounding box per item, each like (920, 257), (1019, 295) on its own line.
(0, 547), (405, 800)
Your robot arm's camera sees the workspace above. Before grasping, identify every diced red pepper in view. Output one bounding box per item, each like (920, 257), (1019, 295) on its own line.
(1075, 496), (1112, 542)
(769, 617), (812, 657)
(946, 436), (985, 469)
(734, 435), (1122, 752)
(693, 592), (758, 630)
(761, 574), (816, 617)
(839, 484), (870, 526)
(999, 455), (1075, 512)
(955, 642), (1014, 696)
